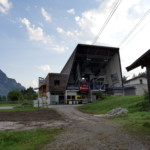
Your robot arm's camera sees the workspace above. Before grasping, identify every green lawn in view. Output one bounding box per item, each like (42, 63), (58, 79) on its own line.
(0, 101), (49, 112)
(0, 101), (22, 107)
(0, 101), (64, 150)
(0, 128), (64, 150)
(78, 95), (149, 114)
(78, 95), (150, 135)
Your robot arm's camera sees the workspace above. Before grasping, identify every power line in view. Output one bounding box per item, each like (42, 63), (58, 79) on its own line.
(92, 0), (123, 45)
(121, 19), (150, 49)
(118, 8), (150, 47)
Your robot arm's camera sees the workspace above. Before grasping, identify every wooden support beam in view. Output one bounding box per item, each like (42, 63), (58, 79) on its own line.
(146, 66), (150, 104)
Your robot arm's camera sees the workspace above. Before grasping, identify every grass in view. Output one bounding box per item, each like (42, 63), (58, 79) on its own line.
(78, 95), (149, 114)
(0, 101), (22, 107)
(0, 101), (49, 112)
(0, 128), (64, 150)
(78, 95), (150, 135)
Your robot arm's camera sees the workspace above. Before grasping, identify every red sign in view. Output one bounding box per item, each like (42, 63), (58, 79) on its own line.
(79, 82), (89, 91)
(79, 86), (89, 91)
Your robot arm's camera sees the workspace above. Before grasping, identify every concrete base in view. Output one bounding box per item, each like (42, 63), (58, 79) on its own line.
(69, 101), (72, 104)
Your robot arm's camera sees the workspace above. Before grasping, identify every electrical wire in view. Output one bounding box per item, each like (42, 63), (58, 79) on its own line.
(118, 8), (150, 47)
(121, 19), (150, 49)
(92, 0), (123, 45)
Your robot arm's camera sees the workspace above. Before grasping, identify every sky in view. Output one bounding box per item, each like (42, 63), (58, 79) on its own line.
(0, 0), (150, 88)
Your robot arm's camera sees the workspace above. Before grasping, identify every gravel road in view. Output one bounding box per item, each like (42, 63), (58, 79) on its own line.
(42, 105), (149, 150)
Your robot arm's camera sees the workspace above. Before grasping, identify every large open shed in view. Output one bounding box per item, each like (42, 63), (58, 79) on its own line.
(126, 49), (150, 104)
(38, 44), (123, 104)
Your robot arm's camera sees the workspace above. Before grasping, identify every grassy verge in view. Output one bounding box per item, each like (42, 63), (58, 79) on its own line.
(78, 95), (149, 114)
(0, 128), (64, 150)
(0, 101), (22, 107)
(78, 95), (150, 135)
(111, 112), (150, 135)
(0, 101), (49, 112)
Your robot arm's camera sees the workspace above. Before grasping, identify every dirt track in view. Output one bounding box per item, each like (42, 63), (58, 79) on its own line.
(42, 105), (150, 150)
(0, 109), (67, 130)
(0, 109), (63, 121)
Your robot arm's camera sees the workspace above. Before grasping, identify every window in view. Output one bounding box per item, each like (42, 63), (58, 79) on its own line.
(72, 96), (75, 100)
(139, 79), (143, 84)
(54, 80), (60, 86)
(67, 96), (71, 99)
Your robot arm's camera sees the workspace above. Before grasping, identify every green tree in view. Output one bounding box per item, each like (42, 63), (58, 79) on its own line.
(7, 90), (22, 101)
(132, 73), (136, 78)
(2, 96), (6, 101)
(122, 76), (128, 83)
(32, 92), (38, 100)
(21, 87), (38, 100)
(138, 71), (147, 77)
(0, 95), (1, 101)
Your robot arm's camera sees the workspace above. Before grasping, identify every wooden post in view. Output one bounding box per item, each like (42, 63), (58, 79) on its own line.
(146, 66), (150, 104)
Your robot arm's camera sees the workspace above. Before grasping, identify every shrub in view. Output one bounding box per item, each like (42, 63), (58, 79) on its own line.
(98, 90), (105, 100)
(144, 90), (149, 100)
(7, 90), (22, 101)
(143, 121), (150, 127)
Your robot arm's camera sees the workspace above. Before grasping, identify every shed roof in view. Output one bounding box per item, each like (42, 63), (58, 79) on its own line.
(126, 49), (150, 71)
(61, 43), (120, 85)
(61, 43), (119, 75)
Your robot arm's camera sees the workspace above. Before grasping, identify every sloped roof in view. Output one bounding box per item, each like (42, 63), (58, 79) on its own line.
(61, 43), (119, 74)
(61, 43), (120, 86)
(126, 49), (150, 71)
(39, 44), (121, 90)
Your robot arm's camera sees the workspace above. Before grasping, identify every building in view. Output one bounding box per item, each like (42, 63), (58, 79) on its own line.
(126, 49), (150, 104)
(38, 44), (123, 105)
(124, 76), (147, 96)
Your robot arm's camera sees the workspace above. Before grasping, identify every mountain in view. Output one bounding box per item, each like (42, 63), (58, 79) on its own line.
(0, 69), (25, 96)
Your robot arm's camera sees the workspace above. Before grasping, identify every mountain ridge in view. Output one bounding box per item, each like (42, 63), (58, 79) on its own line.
(0, 69), (25, 96)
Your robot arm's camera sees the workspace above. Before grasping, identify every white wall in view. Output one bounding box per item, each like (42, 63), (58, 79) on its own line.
(124, 77), (147, 86)
(135, 84), (148, 95)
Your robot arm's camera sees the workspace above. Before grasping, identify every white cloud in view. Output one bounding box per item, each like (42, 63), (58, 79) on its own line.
(21, 79), (38, 88)
(75, 16), (80, 21)
(50, 45), (68, 53)
(57, 27), (64, 33)
(21, 18), (67, 53)
(57, 26), (81, 41)
(21, 18), (51, 44)
(41, 7), (51, 22)
(0, 0), (12, 14)
(32, 79), (38, 88)
(57, 0), (150, 76)
(67, 8), (75, 14)
(38, 65), (51, 72)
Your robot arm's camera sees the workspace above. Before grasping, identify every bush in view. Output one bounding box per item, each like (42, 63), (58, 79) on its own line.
(7, 90), (22, 101)
(143, 121), (150, 127)
(98, 90), (105, 100)
(144, 90), (149, 100)
(130, 100), (150, 111)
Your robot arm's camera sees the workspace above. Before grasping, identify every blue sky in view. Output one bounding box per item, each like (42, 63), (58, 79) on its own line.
(0, 0), (150, 88)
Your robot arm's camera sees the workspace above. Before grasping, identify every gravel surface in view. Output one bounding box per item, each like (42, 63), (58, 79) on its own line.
(42, 105), (149, 150)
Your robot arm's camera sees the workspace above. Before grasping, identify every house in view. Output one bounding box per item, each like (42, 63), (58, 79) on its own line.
(124, 76), (147, 95)
(38, 44), (123, 105)
(126, 49), (150, 104)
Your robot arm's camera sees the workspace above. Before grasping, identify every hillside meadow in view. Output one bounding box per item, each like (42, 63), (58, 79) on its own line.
(78, 95), (150, 135)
